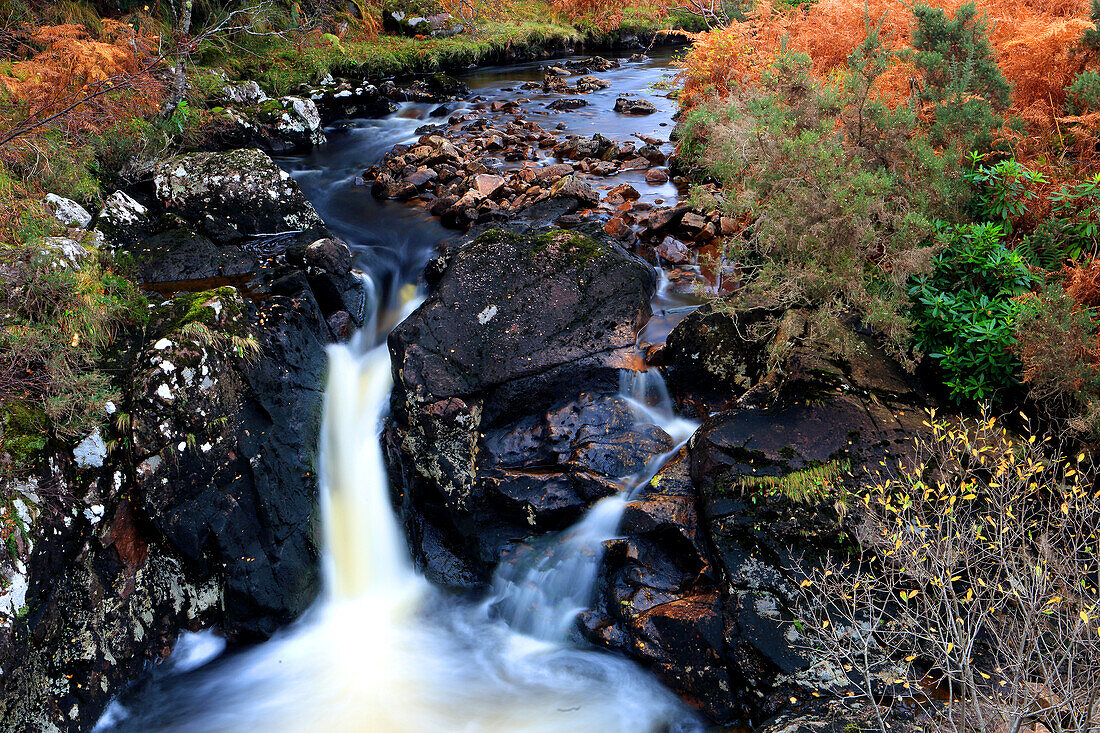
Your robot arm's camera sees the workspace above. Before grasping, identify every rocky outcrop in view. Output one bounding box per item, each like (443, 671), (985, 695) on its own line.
(0, 147), (367, 731)
(152, 148), (324, 237)
(655, 297), (936, 726)
(386, 228), (657, 580)
(583, 454), (740, 723)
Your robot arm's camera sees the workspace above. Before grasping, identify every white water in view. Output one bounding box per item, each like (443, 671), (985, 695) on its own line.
(96, 299), (701, 732)
(486, 366), (699, 643)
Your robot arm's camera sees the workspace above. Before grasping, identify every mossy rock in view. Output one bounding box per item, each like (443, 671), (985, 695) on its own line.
(1, 403), (48, 472)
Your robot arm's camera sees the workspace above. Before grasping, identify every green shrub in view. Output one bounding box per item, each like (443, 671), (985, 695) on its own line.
(90, 117), (167, 188)
(909, 222), (1033, 403)
(1014, 282), (1100, 437)
(1018, 218), (1088, 270)
(1066, 69), (1100, 114)
(963, 156), (1046, 234)
(909, 1), (1011, 150)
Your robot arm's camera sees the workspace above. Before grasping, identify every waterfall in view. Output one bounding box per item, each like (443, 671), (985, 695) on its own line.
(486, 366), (699, 642)
(319, 338), (412, 599)
(95, 309), (701, 733)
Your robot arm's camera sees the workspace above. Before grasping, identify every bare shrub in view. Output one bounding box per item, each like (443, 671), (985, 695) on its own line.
(795, 412), (1100, 733)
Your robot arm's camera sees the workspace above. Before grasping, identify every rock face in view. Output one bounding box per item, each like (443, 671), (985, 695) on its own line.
(658, 297), (935, 725)
(387, 228), (657, 579)
(0, 147), (367, 731)
(583, 455), (740, 723)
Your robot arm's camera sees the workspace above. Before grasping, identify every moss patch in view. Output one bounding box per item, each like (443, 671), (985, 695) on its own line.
(729, 459), (852, 504)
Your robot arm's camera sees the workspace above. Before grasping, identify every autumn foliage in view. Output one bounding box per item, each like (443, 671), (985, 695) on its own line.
(0, 19), (165, 141)
(677, 0), (1095, 140)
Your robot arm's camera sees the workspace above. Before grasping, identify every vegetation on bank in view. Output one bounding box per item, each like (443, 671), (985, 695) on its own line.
(797, 412), (1100, 733)
(675, 0), (1100, 439)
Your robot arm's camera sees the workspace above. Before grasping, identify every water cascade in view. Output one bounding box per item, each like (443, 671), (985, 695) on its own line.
(486, 361), (699, 642)
(95, 53), (707, 733)
(96, 308), (701, 733)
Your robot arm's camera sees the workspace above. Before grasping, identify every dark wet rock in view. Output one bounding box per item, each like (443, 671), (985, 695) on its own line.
(327, 310), (356, 341)
(133, 227), (258, 284)
(309, 82), (399, 122)
(615, 96), (658, 115)
(129, 286), (327, 639)
(387, 228), (656, 578)
(152, 149), (323, 237)
(547, 97), (588, 110)
(565, 56), (619, 73)
(583, 455), (739, 724)
(407, 73), (470, 102)
(646, 204), (690, 233)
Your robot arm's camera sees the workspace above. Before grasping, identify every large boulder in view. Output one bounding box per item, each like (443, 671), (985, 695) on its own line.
(387, 228), (658, 579)
(208, 96), (326, 153)
(128, 286), (327, 638)
(152, 149), (324, 238)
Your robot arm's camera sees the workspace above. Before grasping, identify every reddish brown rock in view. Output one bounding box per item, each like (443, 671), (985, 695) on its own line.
(473, 173), (505, 198)
(656, 236), (691, 265)
(645, 168), (670, 184)
(605, 183), (641, 206)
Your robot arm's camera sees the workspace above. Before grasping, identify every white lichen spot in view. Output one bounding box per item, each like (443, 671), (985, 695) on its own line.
(83, 504), (105, 525)
(156, 383), (174, 401)
(73, 429), (107, 469)
(154, 338), (173, 351)
(105, 400), (117, 414)
(159, 360), (176, 374)
(200, 442), (213, 453)
(478, 305), (498, 324)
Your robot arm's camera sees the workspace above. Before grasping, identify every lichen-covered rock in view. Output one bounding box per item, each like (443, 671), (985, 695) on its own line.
(210, 96), (326, 153)
(96, 190), (152, 249)
(128, 286), (327, 639)
(152, 149), (323, 237)
(381, 0), (464, 36)
(43, 193), (92, 228)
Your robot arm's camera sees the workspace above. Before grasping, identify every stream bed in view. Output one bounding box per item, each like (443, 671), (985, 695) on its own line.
(95, 49), (712, 733)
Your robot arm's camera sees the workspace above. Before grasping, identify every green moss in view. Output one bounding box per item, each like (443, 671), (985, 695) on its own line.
(730, 459), (851, 504)
(1, 403), (47, 469)
(167, 287), (246, 333)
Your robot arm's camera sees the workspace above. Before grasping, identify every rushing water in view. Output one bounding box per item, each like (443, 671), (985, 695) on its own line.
(96, 50), (707, 732)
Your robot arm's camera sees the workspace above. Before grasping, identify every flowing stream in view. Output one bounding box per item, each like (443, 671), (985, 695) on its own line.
(96, 50), (706, 732)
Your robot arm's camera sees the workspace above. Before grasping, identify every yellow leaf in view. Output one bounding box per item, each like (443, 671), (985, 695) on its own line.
(1082, 610), (1091, 624)
(946, 642), (954, 653)
(822, 620), (830, 629)
(800, 579), (813, 587)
